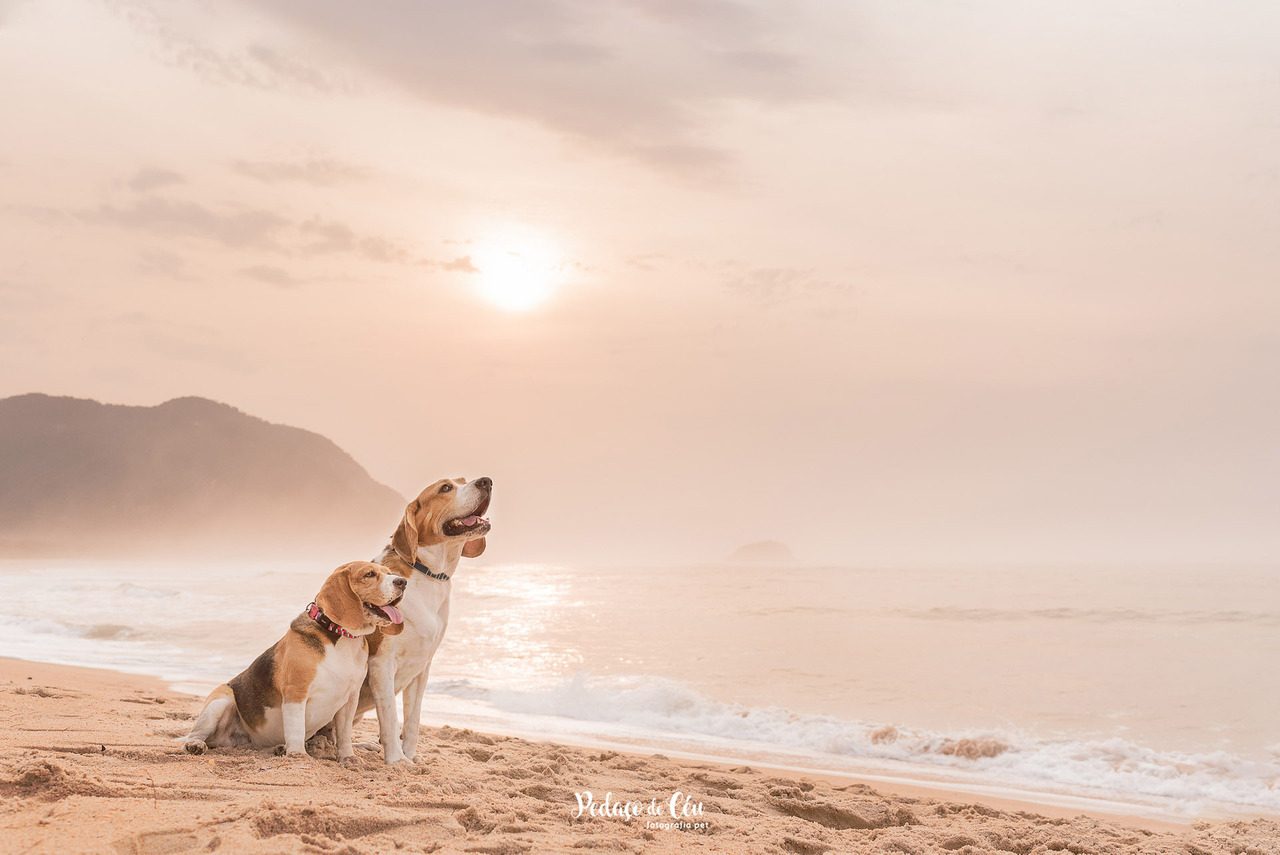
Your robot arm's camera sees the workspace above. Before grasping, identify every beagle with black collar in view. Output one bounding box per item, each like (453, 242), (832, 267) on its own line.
(182, 561), (407, 759)
(357, 476), (492, 764)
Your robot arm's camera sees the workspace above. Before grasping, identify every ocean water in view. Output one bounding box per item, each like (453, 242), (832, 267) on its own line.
(1, 558), (1277, 819)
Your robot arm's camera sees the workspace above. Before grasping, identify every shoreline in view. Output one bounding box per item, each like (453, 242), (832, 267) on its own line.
(3, 658), (1279, 853)
(0, 657), (1206, 830)
(409, 709), (1202, 832)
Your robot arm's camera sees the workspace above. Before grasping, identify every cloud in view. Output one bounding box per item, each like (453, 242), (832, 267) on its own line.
(726, 267), (855, 307)
(298, 216), (416, 263)
(441, 255), (478, 273)
(240, 264), (304, 287)
(233, 0), (841, 172)
(79, 197), (288, 248)
(53, 190), (432, 267)
(50, 168), (489, 270)
(108, 0), (353, 94)
(625, 253), (666, 271)
(136, 250), (193, 280)
(128, 167), (185, 193)
(232, 157), (371, 186)
(240, 42), (343, 92)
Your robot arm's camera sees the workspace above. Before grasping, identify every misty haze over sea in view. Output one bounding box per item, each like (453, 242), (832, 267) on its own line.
(3, 557), (1277, 819)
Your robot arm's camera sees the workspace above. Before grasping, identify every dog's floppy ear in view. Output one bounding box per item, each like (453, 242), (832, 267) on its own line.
(315, 564), (364, 633)
(391, 500), (421, 564)
(462, 537), (486, 559)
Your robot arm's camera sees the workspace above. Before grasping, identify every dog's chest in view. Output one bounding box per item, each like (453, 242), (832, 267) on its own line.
(249, 637), (366, 745)
(400, 586), (449, 647)
(380, 577), (450, 678)
(307, 638), (367, 716)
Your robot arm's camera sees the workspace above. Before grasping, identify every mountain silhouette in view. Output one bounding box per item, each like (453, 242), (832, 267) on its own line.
(0, 394), (405, 558)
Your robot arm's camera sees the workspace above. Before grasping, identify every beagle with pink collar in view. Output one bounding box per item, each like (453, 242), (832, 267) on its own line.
(182, 561), (407, 759)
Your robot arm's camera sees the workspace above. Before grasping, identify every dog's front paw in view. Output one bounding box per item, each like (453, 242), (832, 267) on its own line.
(183, 740), (207, 755)
(273, 745), (309, 758)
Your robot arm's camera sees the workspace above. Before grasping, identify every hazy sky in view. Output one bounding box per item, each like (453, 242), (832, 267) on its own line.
(2, 0), (1278, 564)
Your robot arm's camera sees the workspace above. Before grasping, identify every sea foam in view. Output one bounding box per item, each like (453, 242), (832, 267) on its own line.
(430, 672), (1280, 814)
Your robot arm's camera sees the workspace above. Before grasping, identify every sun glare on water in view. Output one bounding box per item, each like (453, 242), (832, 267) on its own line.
(471, 231), (564, 311)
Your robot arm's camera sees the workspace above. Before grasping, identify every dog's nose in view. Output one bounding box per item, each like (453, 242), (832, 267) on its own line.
(474, 477), (493, 491)
(393, 577), (407, 590)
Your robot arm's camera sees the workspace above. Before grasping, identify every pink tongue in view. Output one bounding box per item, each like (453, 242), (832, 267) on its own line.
(460, 515), (479, 525)
(381, 605), (404, 624)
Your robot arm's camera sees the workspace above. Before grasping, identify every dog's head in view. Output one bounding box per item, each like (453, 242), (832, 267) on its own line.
(391, 476), (492, 563)
(315, 561), (408, 636)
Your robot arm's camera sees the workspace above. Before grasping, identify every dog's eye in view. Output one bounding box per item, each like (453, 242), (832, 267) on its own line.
(365, 571), (376, 579)
(440, 483), (453, 493)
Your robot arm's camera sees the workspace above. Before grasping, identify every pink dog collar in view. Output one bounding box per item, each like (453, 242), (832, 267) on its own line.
(307, 602), (358, 639)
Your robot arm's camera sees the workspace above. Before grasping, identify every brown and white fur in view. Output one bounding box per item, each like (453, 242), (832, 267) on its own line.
(359, 476), (491, 764)
(181, 561), (407, 760)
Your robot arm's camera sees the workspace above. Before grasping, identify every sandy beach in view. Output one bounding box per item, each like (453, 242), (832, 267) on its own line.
(0, 659), (1276, 854)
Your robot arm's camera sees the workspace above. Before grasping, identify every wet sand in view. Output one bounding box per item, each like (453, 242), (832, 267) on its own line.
(1, 658), (1277, 854)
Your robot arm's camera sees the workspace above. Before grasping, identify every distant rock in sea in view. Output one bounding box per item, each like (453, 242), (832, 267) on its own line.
(726, 540), (794, 564)
(0, 393), (405, 559)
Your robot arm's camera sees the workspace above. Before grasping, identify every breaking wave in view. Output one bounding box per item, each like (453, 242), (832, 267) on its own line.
(430, 673), (1280, 814)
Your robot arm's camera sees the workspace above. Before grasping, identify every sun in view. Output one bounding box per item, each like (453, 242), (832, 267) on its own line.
(471, 232), (564, 311)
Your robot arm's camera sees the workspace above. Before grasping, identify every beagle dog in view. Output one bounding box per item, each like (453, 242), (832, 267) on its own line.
(358, 476), (492, 764)
(182, 561), (407, 759)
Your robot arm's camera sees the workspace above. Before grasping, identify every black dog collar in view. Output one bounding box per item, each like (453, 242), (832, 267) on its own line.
(413, 560), (452, 581)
